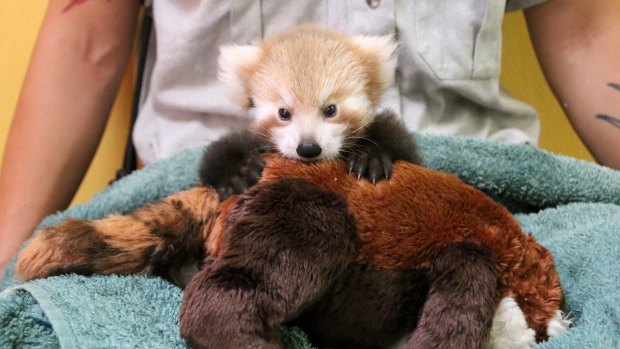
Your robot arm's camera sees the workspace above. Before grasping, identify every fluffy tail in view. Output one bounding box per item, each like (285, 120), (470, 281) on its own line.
(16, 186), (219, 282)
(507, 234), (565, 341)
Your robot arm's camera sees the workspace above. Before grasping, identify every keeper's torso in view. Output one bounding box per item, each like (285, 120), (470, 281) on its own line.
(135, 0), (547, 165)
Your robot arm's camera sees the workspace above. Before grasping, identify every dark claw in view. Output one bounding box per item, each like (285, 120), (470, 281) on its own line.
(345, 149), (393, 184)
(354, 153), (369, 180)
(368, 157), (383, 184)
(217, 186), (235, 201)
(380, 153), (393, 180)
(347, 154), (356, 174)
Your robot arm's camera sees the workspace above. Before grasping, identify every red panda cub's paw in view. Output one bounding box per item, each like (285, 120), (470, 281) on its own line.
(346, 110), (421, 183)
(199, 130), (267, 201)
(346, 144), (394, 184)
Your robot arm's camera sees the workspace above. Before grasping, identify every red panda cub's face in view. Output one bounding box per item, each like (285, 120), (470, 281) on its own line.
(219, 25), (397, 161)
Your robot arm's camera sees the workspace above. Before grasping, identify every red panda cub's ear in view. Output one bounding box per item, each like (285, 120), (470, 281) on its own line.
(218, 45), (262, 109)
(350, 35), (398, 105)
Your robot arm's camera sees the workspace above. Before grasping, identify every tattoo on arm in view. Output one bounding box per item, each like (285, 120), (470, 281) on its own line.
(63, 0), (116, 13)
(63, 0), (89, 12)
(608, 82), (620, 92)
(596, 114), (620, 129)
(595, 82), (620, 130)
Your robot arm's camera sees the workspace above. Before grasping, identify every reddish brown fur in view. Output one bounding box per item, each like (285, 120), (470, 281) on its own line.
(206, 196), (237, 257)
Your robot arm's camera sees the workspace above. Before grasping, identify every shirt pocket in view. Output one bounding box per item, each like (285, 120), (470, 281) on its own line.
(229, 1), (263, 44)
(336, 0), (396, 36)
(414, 0), (505, 80)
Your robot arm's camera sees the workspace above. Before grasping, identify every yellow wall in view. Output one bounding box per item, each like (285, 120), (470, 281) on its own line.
(0, 4), (593, 207)
(0, 2), (132, 206)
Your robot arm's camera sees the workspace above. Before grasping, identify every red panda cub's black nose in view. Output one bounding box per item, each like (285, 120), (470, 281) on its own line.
(297, 142), (322, 159)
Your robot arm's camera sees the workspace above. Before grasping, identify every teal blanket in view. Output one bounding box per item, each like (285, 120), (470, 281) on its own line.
(1, 135), (619, 349)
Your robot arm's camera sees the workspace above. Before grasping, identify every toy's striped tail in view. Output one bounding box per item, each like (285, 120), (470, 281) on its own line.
(16, 186), (219, 283)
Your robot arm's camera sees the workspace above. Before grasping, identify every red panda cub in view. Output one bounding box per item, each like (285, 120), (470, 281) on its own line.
(200, 25), (420, 199)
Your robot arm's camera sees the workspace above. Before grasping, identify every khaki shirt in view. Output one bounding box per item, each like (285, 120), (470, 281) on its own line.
(135, 0), (547, 165)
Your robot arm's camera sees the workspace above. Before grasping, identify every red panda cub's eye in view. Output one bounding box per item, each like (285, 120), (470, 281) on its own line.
(323, 104), (337, 118)
(278, 108), (292, 121)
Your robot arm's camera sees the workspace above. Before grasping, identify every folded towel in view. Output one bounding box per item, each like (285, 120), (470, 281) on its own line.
(1, 134), (619, 348)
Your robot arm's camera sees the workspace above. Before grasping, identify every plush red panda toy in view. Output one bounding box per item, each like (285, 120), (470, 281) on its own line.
(17, 155), (569, 349)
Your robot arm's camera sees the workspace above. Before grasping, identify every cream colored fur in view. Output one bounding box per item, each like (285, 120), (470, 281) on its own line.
(217, 25), (398, 161)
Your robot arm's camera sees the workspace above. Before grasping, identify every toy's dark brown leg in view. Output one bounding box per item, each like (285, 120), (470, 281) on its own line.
(179, 179), (359, 349)
(406, 242), (497, 349)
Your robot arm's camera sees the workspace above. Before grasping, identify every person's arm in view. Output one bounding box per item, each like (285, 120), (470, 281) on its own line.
(525, 0), (620, 170)
(0, 0), (140, 277)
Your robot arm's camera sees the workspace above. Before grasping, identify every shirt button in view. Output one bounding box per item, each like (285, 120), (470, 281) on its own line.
(367, 0), (381, 8)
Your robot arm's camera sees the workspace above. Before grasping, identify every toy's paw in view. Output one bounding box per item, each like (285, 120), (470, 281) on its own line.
(484, 297), (537, 349)
(546, 310), (571, 338)
(180, 268), (281, 349)
(346, 147), (393, 184)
